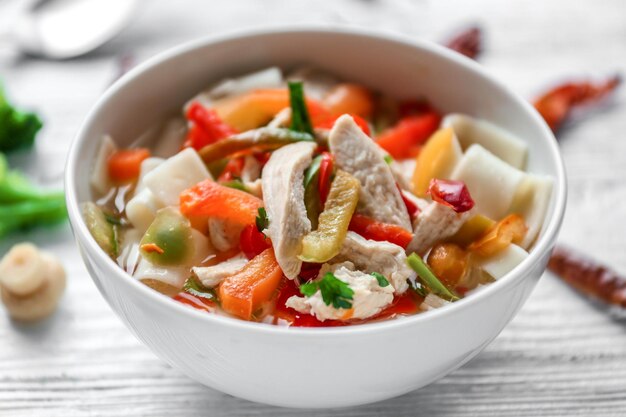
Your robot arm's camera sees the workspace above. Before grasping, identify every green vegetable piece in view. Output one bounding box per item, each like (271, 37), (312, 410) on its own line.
(407, 253), (459, 301)
(0, 86), (43, 152)
(299, 272), (354, 309)
(0, 153), (7, 181)
(288, 81), (314, 136)
(183, 276), (217, 301)
(383, 154), (394, 165)
(0, 194), (66, 239)
(83, 202), (117, 258)
(222, 179), (248, 193)
(255, 207), (269, 233)
(303, 155), (323, 229)
(371, 272), (390, 287)
(140, 207), (194, 266)
(299, 170), (360, 263)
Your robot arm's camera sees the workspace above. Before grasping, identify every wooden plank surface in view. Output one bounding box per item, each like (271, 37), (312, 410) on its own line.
(0, 0), (625, 415)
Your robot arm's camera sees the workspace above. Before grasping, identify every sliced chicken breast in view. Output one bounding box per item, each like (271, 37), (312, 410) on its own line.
(262, 141), (316, 279)
(329, 115), (411, 230)
(407, 202), (471, 255)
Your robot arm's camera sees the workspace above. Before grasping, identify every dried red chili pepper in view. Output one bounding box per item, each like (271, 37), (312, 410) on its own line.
(534, 75), (621, 133)
(428, 179), (475, 213)
(444, 26), (483, 60)
(548, 245), (626, 308)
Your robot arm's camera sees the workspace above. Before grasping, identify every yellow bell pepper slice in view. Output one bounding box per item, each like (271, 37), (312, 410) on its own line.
(411, 127), (462, 197)
(299, 170), (360, 263)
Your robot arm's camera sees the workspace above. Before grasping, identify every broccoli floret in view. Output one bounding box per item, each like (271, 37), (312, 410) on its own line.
(0, 85), (43, 152)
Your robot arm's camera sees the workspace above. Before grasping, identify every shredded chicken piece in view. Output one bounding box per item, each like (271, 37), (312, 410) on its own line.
(407, 202), (471, 255)
(193, 255), (247, 288)
(286, 263), (394, 321)
(331, 232), (412, 293)
(262, 142), (316, 279)
(329, 115), (411, 230)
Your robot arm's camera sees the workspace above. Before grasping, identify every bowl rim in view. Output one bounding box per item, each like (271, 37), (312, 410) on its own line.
(65, 25), (567, 336)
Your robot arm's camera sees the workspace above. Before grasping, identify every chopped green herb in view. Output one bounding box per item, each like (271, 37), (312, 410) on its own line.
(407, 253), (459, 301)
(223, 179), (248, 193)
(183, 276), (217, 301)
(371, 272), (390, 287)
(0, 85), (43, 152)
(299, 281), (318, 297)
(255, 207), (269, 233)
(288, 81), (314, 136)
(299, 272), (354, 309)
(383, 154), (394, 165)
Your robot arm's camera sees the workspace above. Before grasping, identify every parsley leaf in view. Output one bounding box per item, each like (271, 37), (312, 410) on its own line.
(288, 81), (314, 135)
(255, 207), (269, 233)
(183, 276), (217, 301)
(299, 272), (354, 309)
(383, 154), (394, 165)
(299, 281), (319, 297)
(371, 272), (390, 287)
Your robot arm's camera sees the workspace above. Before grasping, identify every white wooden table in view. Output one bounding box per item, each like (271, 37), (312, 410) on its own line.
(1, 1), (625, 415)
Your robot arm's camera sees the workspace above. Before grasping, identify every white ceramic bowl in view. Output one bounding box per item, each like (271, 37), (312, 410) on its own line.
(65, 28), (566, 409)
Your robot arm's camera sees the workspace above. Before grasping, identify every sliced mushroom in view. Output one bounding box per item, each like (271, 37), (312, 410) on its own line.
(0, 243), (66, 322)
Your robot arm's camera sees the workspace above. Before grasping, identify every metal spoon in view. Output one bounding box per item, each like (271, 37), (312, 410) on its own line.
(1, 0), (137, 59)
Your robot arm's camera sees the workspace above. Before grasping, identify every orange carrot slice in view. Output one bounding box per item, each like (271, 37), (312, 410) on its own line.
(218, 248), (283, 319)
(107, 148), (150, 183)
(179, 179), (262, 228)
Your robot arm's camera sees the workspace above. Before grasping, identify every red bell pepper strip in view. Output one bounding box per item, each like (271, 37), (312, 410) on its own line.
(217, 157), (245, 182)
(348, 214), (413, 248)
(397, 185), (420, 220)
(376, 111), (441, 159)
(239, 223), (271, 260)
(184, 101), (238, 150)
(318, 152), (334, 207)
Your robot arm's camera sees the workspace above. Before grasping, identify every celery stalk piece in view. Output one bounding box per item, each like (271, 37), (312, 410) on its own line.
(407, 253), (459, 301)
(299, 170), (360, 263)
